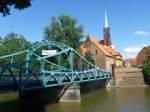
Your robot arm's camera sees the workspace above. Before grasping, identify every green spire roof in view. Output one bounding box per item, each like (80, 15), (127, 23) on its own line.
(105, 10), (109, 28)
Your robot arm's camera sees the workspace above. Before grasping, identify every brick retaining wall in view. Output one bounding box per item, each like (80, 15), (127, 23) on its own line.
(114, 68), (145, 87)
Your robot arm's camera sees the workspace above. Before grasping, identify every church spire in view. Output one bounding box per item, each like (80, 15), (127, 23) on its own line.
(103, 10), (112, 47)
(104, 10), (109, 28)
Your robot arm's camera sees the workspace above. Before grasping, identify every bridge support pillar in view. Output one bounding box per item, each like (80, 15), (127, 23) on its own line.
(59, 84), (80, 102)
(107, 65), (116, 87)
(106, 78), (116, 87)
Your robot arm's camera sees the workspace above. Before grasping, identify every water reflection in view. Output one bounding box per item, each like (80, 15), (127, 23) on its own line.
(0, 92), (18, 112)
(19, 100), (46, 112)
(81, 88), (118, 112)
(0, 87), (150, 112)
(45, 102), (81, 112)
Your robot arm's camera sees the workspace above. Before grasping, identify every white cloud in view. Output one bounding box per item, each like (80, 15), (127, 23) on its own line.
(142, 44), (148, 47)
(122, 44), (148, 59)
(134, 30), (150, 37)
(123, 47), (141, 53)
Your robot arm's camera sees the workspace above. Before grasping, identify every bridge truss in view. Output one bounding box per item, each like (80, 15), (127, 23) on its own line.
(0, 40), (112, 90)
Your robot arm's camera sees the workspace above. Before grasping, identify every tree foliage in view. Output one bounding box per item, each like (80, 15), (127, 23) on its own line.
(143, 64), (150, 84)
(0, 32), (32, 63)
(44, 15), (84, 49)
(0, 37), (3, 47)
(0, 0), (32, 16)
(143, 48), (150, 84)
(0, 32), (31, 55)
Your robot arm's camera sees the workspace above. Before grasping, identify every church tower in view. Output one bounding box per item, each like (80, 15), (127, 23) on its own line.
(103, 11), (112, 47)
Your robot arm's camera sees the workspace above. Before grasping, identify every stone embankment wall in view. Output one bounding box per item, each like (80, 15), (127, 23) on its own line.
(114, 68), (145, 87)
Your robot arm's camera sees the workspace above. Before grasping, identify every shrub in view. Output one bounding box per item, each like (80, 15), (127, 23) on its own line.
(143, 64), (150, 84)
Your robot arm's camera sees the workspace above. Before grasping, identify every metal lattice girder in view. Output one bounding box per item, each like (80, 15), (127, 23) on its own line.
(0, 40), (112, 90)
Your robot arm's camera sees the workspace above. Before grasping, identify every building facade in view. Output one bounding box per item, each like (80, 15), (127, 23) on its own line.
(81, 37), (123, 70)
(137, 46), (150, 65)
(124, 58), (137, 67)
(81, 11), (123, 70)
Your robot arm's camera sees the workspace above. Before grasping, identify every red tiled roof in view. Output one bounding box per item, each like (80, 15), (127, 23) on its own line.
(125, 58), (137, 64)
(80, 37), (122, 58)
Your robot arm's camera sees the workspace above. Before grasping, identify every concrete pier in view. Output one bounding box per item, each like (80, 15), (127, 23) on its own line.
(59, 85), (80, 102)
(106, 78), (115, 87)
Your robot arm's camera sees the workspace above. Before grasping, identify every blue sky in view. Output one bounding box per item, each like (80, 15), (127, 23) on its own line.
(0, 0), (150, 59)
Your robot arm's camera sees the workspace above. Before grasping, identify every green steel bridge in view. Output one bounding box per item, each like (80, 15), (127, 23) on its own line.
(0, 40), (112, 91)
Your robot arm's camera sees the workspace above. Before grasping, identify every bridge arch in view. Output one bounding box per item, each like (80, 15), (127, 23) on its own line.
(0, 40), (112, 90)
(26, 40), (72, 59)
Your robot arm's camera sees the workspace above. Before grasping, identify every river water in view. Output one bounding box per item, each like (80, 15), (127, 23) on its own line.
(0, 87), (150, 112)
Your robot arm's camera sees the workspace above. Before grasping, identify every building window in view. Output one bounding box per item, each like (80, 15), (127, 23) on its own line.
(95, 49), (98, 55)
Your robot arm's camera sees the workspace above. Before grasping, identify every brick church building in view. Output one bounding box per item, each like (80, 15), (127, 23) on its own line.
(81, 11), (123, 70)
(137, 46), (150, 65)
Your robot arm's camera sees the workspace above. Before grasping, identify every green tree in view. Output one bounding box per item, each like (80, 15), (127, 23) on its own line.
(143, 48), (150, 84)
(143, 64), (150, 84)
(0, 0), (32, 16)
(0, 37), (3, 47)
(0, 32), (32, 63)
(0, 32), (31, 55)
(44, 15), (84, 49)
(0, 37), (3, 57)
